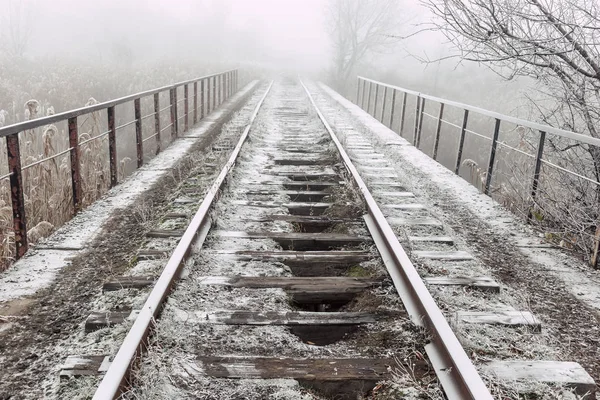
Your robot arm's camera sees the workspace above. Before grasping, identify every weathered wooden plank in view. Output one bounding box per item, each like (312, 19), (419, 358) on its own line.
(241, 180), (341, 190)
(213, 231), (368, 251)
(85, 310), (137, 332)
(208, 249), (372, 262)
(482, 361), (596, 396)
(388, 217), (443, 227)
(194, 356), (399, 381)
(408, 236), (454, 244)
(375, 191), (415, 198)
(146, 229), (185, 238)
(274, 158), (331, 166)
(198, 276), (380, 290)
(412, 250), (473, 260)
(163, 212), (189, 219)
(103, 276), (156, 292)
(206, 250), (373, 275)
(59, 355), (111, 378)
(213, 231), (369, 245)
(197, 276), (384, 303)
(180, 310), (383, 325)
(367, 181), (406, 189)
(265, 171), (339, 181)
(455, 311), (541, 331)
(382, 204), (426, 210)
(230, 200), (332, 216)
(424, 276), (500, 293)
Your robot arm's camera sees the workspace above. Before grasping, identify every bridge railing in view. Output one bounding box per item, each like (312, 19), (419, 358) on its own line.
(0, 69), (238, 261)
(356, 76), (600, 267)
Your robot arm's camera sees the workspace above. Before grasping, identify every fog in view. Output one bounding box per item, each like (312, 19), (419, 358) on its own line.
(23, 0), (330, 72)
(1, 0), (533, 116)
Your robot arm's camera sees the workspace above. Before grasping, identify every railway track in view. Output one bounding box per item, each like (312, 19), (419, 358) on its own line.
(57, 78), (592, 399)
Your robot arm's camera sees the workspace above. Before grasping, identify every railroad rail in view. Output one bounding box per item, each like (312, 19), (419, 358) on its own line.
(59, 78), (493, 399)
(54, 78), (596, 399)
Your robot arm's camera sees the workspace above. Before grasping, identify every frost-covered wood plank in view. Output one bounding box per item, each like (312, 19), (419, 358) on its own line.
(412, 250), (473, 260)
(213, 231), (369, 251)
(387, 217), (443, 227)
(198, 276), (381, 289)
(59, 355), (110, 377)
(274, 158), (331, 166)
(408, 236), (454, 244)
(85, 310), (138, 332)
(482, 361), (595, 395)
(381, 203), (426, 210)
(374, 191), (415, 197)
(208, 249), (372, 262)
(162, 212), (189, 219)
(103, 276), (156, 292)
(455, 311), (541, 331)
(214, 231), (369, 242)
(192, 356), (408, 381)
(146, 229), (185, 238)
(197, 276), (384, 303)
(241, 180), (341, 190)
(180, 311), (384, 325)
(424, 276), (500, 293)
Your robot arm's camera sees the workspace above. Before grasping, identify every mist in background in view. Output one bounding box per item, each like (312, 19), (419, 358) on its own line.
(0, 0), (531, 116)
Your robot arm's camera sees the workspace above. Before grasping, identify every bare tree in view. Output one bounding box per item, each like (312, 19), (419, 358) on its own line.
(326, 0), (402, 93)
(0, 0), (34, 58)
(423, 0), (600, 264)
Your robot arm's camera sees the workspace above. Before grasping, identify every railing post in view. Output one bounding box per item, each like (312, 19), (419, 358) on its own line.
(389, 88), (397, 129)
(381, 86), (388, 122)
(171, 88), (178, 138)
(134, 98), (143, 168)
(6, 133), (28, 258)
(484, 118), (502, 195)
(366, 82), (373, 115)
(413, 95), (421, 144)
(154, 93), (161, 155)
(432, 103), (445, 160)
(200, 79), (205, 119)
(68, 117), (82, 213)
(416, 98), (426, 148)
(362, 79), (368, 109)
(220, 74), (223, 105)
(399, 91), (408, 136)
(455, 109), (469, 174)
(373, 84), (380, 117)
(184, 84), (189, 132)
(225, 73), (229, 100)
(107, 106), (118, 187)
(212, 76), (216, 111)
(206, 78), (211, 113)
(527, 130), (546, 220)
(193, 82), (198, 124)
(356, 78), (360, 104)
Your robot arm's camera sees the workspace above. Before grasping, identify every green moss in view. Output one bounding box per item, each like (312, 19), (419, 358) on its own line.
(347, 265), (370, 277)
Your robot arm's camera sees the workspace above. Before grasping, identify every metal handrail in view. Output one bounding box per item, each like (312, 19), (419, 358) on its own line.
(0, 70), (237, 137)
(358, 76), (600, 147)
(356, 75), (600, 268)
(0, 69), (239, 261)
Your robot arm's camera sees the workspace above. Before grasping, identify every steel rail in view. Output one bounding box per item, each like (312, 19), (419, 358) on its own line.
(358, 76), (600, 148)
(300, 80), (493, 400)
(0, 70), (237, 137)
(92, 80), (273, 400)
